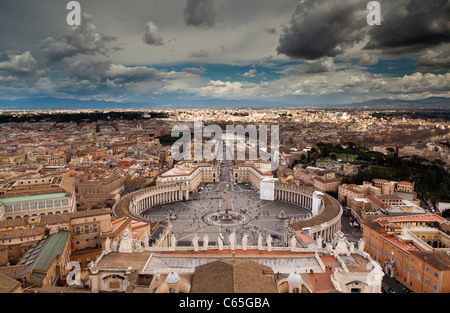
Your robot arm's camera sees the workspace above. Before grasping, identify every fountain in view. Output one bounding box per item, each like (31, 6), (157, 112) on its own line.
(276, 210), (288, 219)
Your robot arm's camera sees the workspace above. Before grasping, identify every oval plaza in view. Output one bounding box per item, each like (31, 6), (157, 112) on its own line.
(114, 160), (343, 247)
(96, 157), (386, 294)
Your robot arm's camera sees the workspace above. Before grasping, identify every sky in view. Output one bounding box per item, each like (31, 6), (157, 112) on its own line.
(0, 0), (449, 107)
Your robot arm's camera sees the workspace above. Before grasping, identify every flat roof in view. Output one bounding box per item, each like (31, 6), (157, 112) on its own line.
(0, 193), (67, 205)
(382, 235), (420, 252)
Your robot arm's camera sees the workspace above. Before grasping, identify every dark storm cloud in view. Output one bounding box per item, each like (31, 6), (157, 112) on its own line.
(64, 60), (112, 81)
(188, 50), (209, 58)
(417, 44), (450, 71)
(143, 21), (164, 46)
(277, 0), (367, 60)
(0, 51), (37, 75)
(182, 67), (206, 74)
(264, 27), (278, 35)
(364, 0), (450, 54)
(184, 0), (217, 29)
(39, 14), (121, 63)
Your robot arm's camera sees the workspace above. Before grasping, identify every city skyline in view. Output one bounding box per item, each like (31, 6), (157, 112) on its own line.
(0, 0), (449, 108)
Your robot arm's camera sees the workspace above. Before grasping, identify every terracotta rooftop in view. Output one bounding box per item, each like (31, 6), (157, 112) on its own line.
(96, 251), (152, 270)
(190, 259), (278, 293)
(408, 250), (450, 271)
(0, 273), (21, 293)
(290, 195), (341, 231)
(382, 235), (420, 251)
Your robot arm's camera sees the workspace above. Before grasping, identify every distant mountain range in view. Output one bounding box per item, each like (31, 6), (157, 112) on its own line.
(0, 96), (448, 110)
(337, 97), (450, 109)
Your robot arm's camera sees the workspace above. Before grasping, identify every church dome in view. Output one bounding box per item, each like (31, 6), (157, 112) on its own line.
(287, 272), (303, 285)
(166, 272), (181, 285)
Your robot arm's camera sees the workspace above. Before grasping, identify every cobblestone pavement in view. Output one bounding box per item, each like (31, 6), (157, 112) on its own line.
(144, 182), (312, 247)
(144, 160), (313, 247)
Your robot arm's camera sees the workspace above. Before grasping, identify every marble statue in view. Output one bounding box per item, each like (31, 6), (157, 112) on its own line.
(326, 242), (333, 253)
(367, 263), (384, 286)
(170, 234), (177, 249)
(218, 233), (224, 250)
(257, 234), (263, 250)
(333, 231), (350, 255)
(290, 236), (297, 250)
(266, 234), (273, 251)
(317, 235), (323, 249)
(105, 237), (111, 252)
(134, 240), (143, 252)
(229, 231), (236, 250)
(143, 233), (149, 249)
(203, 234), (209, 250)
(192, 233), (199, 251)
(130, 199), (137, 212)
(358, 238), (365, 253)
(242, 233), (249, 250)
(118, 228), (133, 253)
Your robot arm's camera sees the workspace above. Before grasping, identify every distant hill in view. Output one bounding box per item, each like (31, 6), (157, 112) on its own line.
(0, 96), (448, 110)
(0, 97), (143, 110)
(333, 97), (450, 109)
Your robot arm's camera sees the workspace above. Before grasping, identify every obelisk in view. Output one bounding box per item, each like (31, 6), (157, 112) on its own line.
(224, 186), (230, 219)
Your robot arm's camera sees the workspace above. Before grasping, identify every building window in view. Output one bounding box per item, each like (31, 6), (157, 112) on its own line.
(169, 287), (176, 293)
(433, 284), (438, 292)
(424, 278), (429, 286)
(426, 267), (430, 273)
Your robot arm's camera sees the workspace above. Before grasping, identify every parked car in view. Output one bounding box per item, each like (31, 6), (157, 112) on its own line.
(386, 287), (396, 293)
(402, 287), (413, 293)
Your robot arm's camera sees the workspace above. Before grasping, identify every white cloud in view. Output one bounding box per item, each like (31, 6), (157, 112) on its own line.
(243, 68), (257, 78)
(356, 53), (379, 66)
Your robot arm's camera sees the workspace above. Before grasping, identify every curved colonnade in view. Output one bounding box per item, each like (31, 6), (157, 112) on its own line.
(112, 183), (190, 221)
(275, 183), (343, 242)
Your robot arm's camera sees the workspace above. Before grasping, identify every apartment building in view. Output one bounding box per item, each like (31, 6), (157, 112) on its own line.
(233, 160), (274, 190)
(363, 215), (450, 293)
(77, 174), (124, 195)
(156, 161), (219, 192)
(0, 176), (76, 220)
(294, 167), (342, 191)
